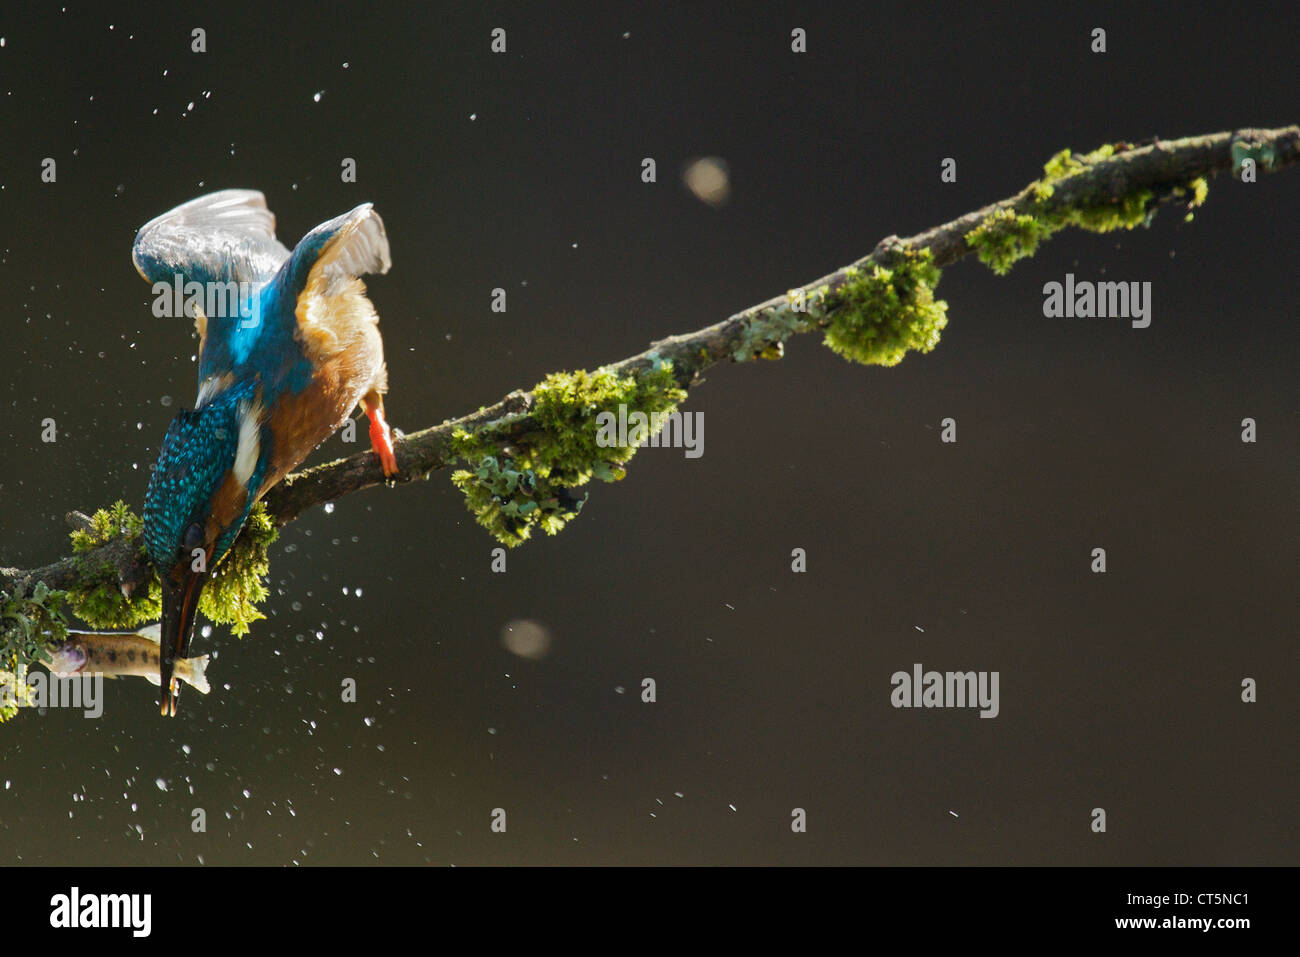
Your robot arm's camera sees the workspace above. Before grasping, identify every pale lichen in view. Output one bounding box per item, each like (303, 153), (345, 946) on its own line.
(1230, 138), (1278, 176)
(0, 580), (65, 722)
(730, 303), (816, 363)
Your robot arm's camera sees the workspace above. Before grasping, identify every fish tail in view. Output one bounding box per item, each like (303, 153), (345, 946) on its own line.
(184, 655), (211, 695)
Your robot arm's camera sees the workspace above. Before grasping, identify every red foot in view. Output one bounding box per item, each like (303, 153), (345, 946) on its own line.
(367, 406), (399, 477)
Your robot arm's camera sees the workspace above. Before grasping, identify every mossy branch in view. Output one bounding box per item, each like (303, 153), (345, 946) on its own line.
(1, 125), (1296, 632)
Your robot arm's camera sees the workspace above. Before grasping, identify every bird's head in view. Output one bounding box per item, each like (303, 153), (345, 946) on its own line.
(143, 388), (265, 715)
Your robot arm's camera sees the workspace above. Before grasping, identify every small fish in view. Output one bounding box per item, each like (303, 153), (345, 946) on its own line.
(47, 625), (211, 694)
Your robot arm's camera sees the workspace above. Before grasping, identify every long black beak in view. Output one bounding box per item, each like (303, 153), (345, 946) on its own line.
(159, 569), (204, 717)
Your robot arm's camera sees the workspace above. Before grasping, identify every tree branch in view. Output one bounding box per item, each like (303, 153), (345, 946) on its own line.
(3, 125), (1296, 602)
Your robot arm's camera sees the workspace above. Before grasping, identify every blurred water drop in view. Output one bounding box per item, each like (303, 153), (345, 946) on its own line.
(501, 619), (551, 660)
(682, 156), (731, 206)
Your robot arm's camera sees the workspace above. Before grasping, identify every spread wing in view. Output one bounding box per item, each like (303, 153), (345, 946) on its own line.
(289, 203), (391, 295)
(132, 190), (291, 288)
(285, 203), (391, 363)
(134, 195), (390, 403)
(133, 191), (292, 397)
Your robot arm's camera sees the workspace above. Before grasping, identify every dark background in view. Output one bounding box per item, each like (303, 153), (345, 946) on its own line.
(0, 2), (1295, 865)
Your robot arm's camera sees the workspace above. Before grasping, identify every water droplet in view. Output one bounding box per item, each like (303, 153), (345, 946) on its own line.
(501, 619), (552, 660)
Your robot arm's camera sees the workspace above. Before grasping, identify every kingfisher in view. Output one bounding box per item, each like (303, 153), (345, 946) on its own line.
(133, 190), (400, 716)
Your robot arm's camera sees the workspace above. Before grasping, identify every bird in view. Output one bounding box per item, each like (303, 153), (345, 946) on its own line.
(133, 190), (399, 716)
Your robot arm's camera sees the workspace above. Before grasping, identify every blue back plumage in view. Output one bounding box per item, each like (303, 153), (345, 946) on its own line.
(142, 382), (268, 571)
(196, 272), (314, 398)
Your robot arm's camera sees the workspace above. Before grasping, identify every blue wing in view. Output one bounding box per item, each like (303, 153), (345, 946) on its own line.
(205, 203), (390, 395)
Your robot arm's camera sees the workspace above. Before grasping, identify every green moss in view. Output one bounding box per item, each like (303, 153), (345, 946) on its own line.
(1040, 144), (1115, 183)
(198, 502), (277, 636)
(65, 499), (275, 636)
(68, 574), (161, 631)
(451, 364), (687, 546)
(1173, 176), (1209, 222)
(1056, 188), (1153, 233)
(69, 500), (143, 553)
(968, 142), (1216, 275)
(66, 501), (160, 629)
(966, 209), (1056, 276)
(823, 247), (949, 366)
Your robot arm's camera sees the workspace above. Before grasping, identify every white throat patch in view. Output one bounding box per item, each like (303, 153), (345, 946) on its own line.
(233, 397), (265, 486)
